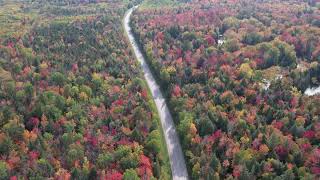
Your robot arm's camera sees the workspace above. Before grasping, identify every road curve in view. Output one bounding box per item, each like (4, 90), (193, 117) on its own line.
(124, 6), (189, 180)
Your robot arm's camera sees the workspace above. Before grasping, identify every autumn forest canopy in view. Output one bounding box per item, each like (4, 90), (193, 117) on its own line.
(0, 0), (170, 179)
(0, 0), (320, 179)
(131, 0), (320, 179)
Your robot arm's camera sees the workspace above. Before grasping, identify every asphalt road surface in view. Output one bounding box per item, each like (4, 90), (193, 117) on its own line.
(124, 6), (189, 180)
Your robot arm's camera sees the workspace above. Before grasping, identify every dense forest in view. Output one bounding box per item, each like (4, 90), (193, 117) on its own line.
(131, 0), (320, 179)
(1, 0), (320, 179)
(0, 0), (171, 179)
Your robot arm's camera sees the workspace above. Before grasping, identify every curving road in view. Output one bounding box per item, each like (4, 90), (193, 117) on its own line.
(124, 6), (189, 180)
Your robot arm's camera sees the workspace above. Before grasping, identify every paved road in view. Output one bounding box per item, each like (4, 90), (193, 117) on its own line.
(124, 6), (189, 180)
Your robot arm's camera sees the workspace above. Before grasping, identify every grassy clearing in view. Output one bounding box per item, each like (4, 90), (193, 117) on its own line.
(140, 0), (181, 9)
(0, 2), (38, 39)
(261, 66), (282, 80)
